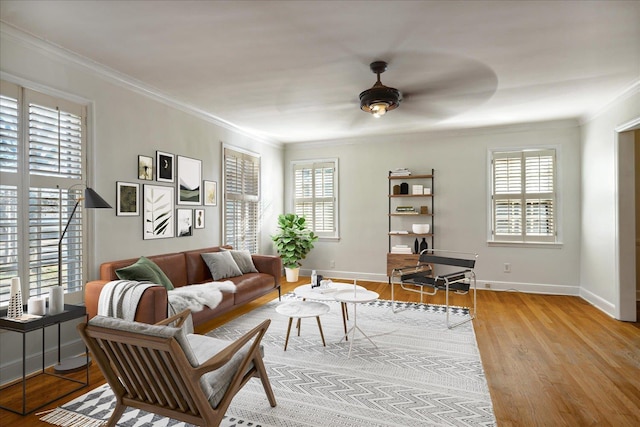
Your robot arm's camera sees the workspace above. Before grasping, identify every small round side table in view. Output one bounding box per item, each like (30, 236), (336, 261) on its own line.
(275, 300), (331, 351)
(333, 288), (379, 357)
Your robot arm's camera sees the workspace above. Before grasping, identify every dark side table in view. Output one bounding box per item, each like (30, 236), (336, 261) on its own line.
(0, 304), (89, 415)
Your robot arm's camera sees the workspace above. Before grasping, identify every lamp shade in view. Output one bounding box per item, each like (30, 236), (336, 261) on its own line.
(84, 187), (112, 209)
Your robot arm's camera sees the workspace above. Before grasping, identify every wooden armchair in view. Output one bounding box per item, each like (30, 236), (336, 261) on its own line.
(77, 310), (276, 426)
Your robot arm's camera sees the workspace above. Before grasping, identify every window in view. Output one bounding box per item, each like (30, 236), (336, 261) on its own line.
(490, 149), (556, 243)
(293, 159), (338, 239)
(223, 146), (260, 253)
(0, 80), (87, 306)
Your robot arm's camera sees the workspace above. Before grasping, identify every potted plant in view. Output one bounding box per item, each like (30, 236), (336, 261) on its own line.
(271, 213), (318, 282)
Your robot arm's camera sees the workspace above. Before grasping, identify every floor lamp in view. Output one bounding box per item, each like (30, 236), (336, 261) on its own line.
(55, 186), (111, 373)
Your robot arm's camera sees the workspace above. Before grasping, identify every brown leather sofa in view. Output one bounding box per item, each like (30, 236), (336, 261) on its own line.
(85, 246), (282, 327)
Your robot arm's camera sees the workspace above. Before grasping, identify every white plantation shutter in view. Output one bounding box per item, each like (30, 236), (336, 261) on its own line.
(223, 147), (260, 253)
(293, 160), (338, 238)
(492, 149), (556, 242)
(0, 80), (87, 305)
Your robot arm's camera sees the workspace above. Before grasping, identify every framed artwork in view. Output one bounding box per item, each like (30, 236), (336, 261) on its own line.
(177, 155), (202, 205)
(176, 208), (193, 237)
(138, 155), (153, 180)
(143, 184), (175, 240)
(156, 151), (174, 183)
(203, 180), (217, 206)
(194, 208), (205, 229)
(116, 182), (139, 216)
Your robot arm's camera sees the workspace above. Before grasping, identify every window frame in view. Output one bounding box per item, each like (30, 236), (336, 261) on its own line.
(222, 145), (261, 253)
(0, 79), (90, 306)
(487, 147), (561, 246)
(291, 158), (339, 240)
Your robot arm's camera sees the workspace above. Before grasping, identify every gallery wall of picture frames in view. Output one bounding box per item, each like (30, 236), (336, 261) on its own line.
(117, 151), (218, 240)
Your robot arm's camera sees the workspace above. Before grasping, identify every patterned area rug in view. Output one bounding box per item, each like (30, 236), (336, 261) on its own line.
(42, 296), (495, 426)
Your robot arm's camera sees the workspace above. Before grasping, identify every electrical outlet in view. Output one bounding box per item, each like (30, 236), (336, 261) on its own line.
(504, 263), (511, 273)
(485, 283), (491, 289)
(330, 260), (335, 268)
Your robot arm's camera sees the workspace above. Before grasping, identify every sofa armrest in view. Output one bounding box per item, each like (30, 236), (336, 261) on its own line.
(85, 280), (169, 324)
(251, 254), (282, 285)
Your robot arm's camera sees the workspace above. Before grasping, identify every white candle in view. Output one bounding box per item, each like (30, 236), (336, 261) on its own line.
(10, 277), (20, 294)
(49, 286), (64, 315)
(28, 297), (46, 315)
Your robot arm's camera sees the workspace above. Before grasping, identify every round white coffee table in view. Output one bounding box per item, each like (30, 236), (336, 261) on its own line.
(333, 288), (379, 357)
(275, 301), (331, 351)
(294, 282), (366, 340)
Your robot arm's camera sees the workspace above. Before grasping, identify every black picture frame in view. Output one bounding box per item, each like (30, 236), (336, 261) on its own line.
(156, 151), (174, 183)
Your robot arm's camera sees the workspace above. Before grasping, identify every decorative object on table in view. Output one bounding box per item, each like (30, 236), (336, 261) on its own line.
(177, 155), (202, 205)
(412, 223), (430, 234)
(393, 184), (400, 195)
(400, 182), (409, 194)
(311, 270), (318, 288)
(116, 181), (139, 216)
(419, 238), (428, 253)
(49, 285), (64, 315)
(156, 150), (174, 183)
(176, 208), (193, 237)
(271, 213), (318, 282)
(414, 238), (419, 254)
(203, 180), (217, 206)
(143, 184), (175, 239)
(27, 297), (46, 315)
(137, 155), (153, 180)
(420, 205), (429, 214)
(58, 187), (112, 290)
(194, 208), (205, 229)
(412, 184), (423, 195)
(7, 277), (23, 318)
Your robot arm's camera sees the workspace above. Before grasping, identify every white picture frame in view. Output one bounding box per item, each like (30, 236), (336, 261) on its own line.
(116, 181), (139, 216)
(177, 156), (202, 205)
(203, 180), (217, 206)
(143, 184), (175, 239)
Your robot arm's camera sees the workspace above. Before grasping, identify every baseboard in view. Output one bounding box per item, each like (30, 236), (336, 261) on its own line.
(475, 280), (580, 295)
(0, 337), (86, 386)
(580, 287), (617, 318)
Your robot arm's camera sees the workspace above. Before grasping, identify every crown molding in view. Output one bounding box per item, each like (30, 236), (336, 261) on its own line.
(0, 22), (282, 149)
(580, 78), (640, 126)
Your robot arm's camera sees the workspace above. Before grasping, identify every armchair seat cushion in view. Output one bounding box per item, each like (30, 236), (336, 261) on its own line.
(187, 334), (262, 408)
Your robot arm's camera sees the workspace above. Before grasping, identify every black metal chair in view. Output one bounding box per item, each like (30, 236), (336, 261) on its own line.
(391, 249), (478, 328)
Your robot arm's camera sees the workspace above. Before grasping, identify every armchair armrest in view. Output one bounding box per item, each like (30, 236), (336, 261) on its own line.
(192, 319), (271, 377)
(155, 309), (192, 328)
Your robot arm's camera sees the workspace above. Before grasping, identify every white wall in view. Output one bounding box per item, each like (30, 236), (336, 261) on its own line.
(580, 90), (639, 318)
(0, 25), (284, 384)
(284, 120), (582, 294)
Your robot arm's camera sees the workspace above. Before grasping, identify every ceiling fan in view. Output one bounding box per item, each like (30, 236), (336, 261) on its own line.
(359, 61), (402, 118)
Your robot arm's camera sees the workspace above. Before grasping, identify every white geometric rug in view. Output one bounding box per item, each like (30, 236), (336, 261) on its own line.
(42, 296), (495, 427)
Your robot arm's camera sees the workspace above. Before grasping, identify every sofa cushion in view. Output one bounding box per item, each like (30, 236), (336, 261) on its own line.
(201, 251), (243, 280)
(223, 249), (259, 274)
(115, 256), (175, 290)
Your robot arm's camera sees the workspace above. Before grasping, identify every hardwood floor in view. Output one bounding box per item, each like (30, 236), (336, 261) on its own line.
(2, 278), (639, 426)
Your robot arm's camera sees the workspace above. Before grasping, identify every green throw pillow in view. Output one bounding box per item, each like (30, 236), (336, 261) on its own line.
(115, 256), (175, 290)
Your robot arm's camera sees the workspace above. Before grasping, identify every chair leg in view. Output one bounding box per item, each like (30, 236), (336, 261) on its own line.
(106, 402), (127, 427)
(254, 355), (277, 407)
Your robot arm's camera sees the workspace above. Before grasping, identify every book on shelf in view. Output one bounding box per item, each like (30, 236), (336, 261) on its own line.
(395, 206), (415, 211)
(391, 245), (413, 254)
(389, 230), (409, 234)
(390, 168), (411, 176)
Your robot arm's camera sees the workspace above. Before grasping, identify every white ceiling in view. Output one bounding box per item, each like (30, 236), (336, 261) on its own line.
(1, 0), (639, 143)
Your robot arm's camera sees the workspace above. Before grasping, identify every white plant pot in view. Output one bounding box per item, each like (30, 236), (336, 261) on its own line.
(285, 267), (300, 282)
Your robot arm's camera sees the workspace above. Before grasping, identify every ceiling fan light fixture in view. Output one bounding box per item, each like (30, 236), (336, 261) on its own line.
(359, 61), (401, 117)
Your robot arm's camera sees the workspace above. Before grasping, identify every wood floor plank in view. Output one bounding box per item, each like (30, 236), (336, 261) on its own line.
(1, 278), (638, 426)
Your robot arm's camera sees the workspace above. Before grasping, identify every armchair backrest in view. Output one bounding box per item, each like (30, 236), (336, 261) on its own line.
(79, 316), (210, 425)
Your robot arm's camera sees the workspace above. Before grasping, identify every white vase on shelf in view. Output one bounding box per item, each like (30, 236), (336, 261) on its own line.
(8, 277), (24, 318)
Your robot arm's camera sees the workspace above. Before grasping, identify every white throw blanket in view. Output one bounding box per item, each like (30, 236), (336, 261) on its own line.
(168, 281), (236, 314)
(97, 280), (159, 321)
